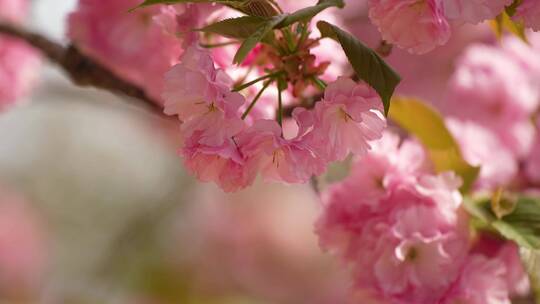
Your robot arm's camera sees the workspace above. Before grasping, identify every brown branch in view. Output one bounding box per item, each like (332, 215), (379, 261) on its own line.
(0, 21), (165, 116)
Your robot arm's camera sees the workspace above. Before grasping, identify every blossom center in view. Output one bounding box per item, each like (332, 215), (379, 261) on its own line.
(272, 149), (284, 168)
(339, 108), (353, 122)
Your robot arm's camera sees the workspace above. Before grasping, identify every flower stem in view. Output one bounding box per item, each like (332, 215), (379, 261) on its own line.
(233, 71), (283, 92)
(312, 77), (327, 90)
(199, 41), (239, 48)
(277, 85), (283, 127)
(294, 22), (309, 53)
(241, 79), (274, 119)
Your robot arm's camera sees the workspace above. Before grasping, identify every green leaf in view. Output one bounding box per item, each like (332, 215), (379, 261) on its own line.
(495, 196), (540, 249)
(276, 0), (344, 28)
(467, 196), (540, 249)
(317, 21), (400, 115)
(233, 15), (285, 64)
(388, 97), (480, 193)
(198, 16), (267, 39)
(505, 0), (523, 17)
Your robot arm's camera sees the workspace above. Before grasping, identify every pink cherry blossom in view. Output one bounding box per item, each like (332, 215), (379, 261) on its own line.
(368, 0), (451, 54)
(443, 0), (512, 24)
(0, 0), (27, 22)
(313, 77), (386, 162)
(514, 0), (540, 31)
(163, 45), (244, 120)
(525, 118), (540, 184)
(237, 111), (325, 184)
(502, 35), (540, 87)
(325, 132), (429, 208)
(495, 243), (531, 297)
(373, 206), (464, 302)
(0, 0), (40, 110)
(444, 43), (539, 157)
(182, 135), (256, 192)
(0, 37), (40, 110)
(441, 254), (511, 304)
(0, 191), (47, 298)
(68, 0), (185, 103)
(447, 118), (518, 190)
(181, 109), (245, 147)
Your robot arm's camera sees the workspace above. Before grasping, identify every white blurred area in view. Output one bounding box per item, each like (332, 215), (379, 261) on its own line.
(0, 2), (341, 303)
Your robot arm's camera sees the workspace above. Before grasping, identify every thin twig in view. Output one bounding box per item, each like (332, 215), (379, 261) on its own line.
(0, 21), (165, 116)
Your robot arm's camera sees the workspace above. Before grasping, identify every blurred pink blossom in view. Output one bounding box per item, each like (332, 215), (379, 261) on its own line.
(514, 0), (540, 32)
(368, 0), (451, 54)
(0, 37), (40, 110)
(68, 0), (186, 103)
(526, 118), (540, 184)
(444, 43), (539, 157)
(0, 0), (40, 110)
(443, 0), (511, 24)
(0, 0), (27, 22)
(0, 190), (47, 300)
(170, 184), (350, 304)
(447, 118), (518, 190)
(471, 233), (530, 297)
(440, 255), (511, 304)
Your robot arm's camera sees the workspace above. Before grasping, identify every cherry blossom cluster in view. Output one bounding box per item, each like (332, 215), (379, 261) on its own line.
(0, 0), (40, 111)
(368, 0), (540, 54)
(443, 33), (540, 190)
(162, 45), (386, 191)
(316, 132), (529, 303)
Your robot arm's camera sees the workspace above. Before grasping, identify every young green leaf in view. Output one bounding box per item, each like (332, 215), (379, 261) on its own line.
(388, 97), (480, 193)
(233, 15), (285, 64)
(467, 196), (540, 250)
(317, 21), (400, 115)
(275, 0), (345, 28)
(198, 16), (267, 39)
(494, 196), (540, 249)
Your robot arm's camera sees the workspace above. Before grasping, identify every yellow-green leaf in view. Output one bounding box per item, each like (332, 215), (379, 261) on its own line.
(388, 97), (480, 193)
(520, 248), (540, 304)
(490, 11), (528, 43)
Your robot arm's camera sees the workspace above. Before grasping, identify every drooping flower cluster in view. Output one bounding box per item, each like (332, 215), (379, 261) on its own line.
(67, 0), (216, 104)
(163, 46), (386, 191)
(366, 0), (540, 54)
(0, 0), (40, 111)
(316, 132), (528, 303)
